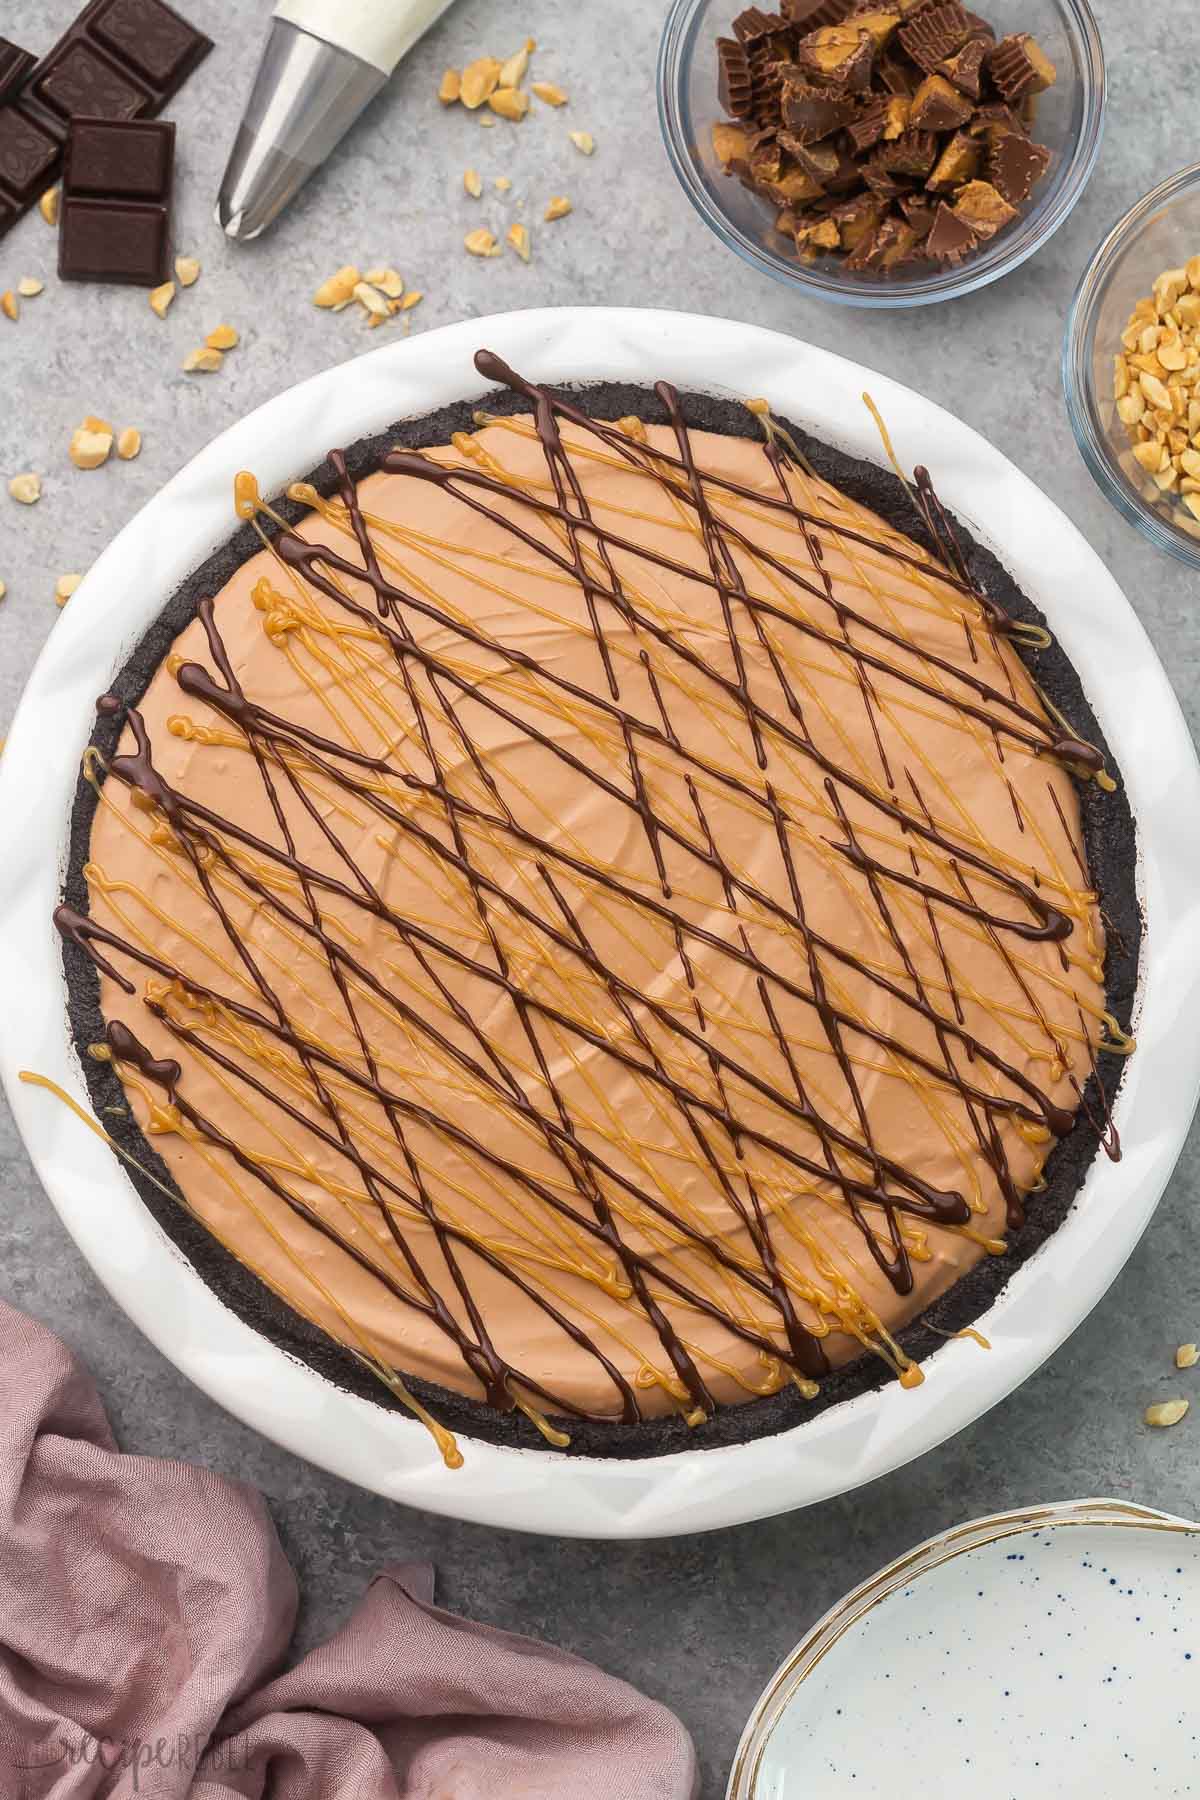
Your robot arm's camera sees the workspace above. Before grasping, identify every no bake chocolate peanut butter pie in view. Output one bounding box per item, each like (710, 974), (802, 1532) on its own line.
(57, 354), (1138, 1462)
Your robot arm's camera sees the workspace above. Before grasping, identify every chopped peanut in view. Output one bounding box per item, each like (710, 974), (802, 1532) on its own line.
(1116, 256), (1200, 538)
(465, 228), (502, 257)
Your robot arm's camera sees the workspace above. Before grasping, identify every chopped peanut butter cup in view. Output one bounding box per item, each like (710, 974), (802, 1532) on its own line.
(710, 0), (1055, 275)
(987, 32), (1056, 101)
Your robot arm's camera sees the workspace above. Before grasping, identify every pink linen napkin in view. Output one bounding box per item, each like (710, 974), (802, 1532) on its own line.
(0, 1298), (699, 1800)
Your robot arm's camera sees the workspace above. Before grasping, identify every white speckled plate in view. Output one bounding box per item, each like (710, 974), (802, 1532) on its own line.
(2, 309), (1200, 1537)
(730, 1500), (1200, 1798)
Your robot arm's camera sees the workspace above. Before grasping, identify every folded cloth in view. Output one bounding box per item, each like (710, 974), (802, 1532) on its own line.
(0, 1298), (699, 1800)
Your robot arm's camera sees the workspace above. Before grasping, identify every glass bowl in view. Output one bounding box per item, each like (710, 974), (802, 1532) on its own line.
(657, 0), (1105, 309)
(1064, 163), (1200, 569)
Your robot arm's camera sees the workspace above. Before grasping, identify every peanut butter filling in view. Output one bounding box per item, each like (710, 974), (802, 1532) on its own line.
(62, 360), (1123, 1460)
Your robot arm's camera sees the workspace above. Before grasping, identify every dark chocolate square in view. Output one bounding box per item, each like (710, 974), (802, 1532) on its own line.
(59, 195), (169, 284)
(0, 0), (208, 243)
(91, 0), (210, 89)
(0, 38), (36, 106)
(0, 107), (62, 203)
(33, 40), (151, 123)
(65, 116), (174, 198)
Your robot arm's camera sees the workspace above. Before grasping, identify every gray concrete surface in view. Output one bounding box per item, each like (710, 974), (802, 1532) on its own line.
(2, 2), (1198, 1793)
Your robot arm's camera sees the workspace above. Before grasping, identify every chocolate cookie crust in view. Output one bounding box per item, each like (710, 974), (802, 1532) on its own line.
(58, 380), (1141, 1459)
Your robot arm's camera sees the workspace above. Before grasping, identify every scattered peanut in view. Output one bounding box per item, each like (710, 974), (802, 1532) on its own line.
(1145, 1398), (1189, 1428)
(568, 130), (595, 154)
(460, 57), (502, 109)
(17, 276), (43, 297)
(352, 281), (390, 319)
(499, 45), (530, 88)
(438, 67), (462, 104)
(465, 228), (502, 257)
(182, 346), (223, 373)
(39, 185), (60, 226)
(495, 175), (512, 192)
(532, 81), (568, 106)
(464, 167), (483, 198)
(69, 423), (113, 470)
(1115, 257), (1200, 537)
(369, 267), (404, 298)
(313, 265), (361, 308)
(148, 280), (175, 318)
(399, 290), (423, 310)
(1177, 1343), (1199, 1369)
(544, 195), (572, 221)
(1, 291), (17, 322)
(206, 323), (239, 350)
(8, 472), (41, 504)
(55, 573), (82, 606)
(174, 254), (201, 287)
(507, 221), (532, 263)
(0, 579), (6, 601)
(116, 427), (142, 461)
(489, 86), (530, 121)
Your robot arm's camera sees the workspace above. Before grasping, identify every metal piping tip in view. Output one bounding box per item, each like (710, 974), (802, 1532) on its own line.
(217, 128), (312, 241)
(217, 17), (386, 243)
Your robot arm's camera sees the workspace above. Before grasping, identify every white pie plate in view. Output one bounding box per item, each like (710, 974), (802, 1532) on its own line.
(2, 307), (1198, 1539)
(728, 1498), (1200, 1798)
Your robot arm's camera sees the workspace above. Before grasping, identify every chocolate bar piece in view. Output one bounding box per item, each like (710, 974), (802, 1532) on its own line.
(64, 115), (173, 196)
(58, 195), (168, 282)
(0, 38), (36, 106)
(0, 108), (61, 203)
(59, 115), (174, 283)
(0, 0), (210, 243)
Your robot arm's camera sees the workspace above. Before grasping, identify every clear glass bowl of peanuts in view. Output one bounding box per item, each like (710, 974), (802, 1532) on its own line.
(657, 0), (1105, 308)
(1064, 162), (1200, 568)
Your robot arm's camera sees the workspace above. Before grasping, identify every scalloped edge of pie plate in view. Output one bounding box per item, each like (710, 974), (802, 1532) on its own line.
(2, 308), (1198, 1538)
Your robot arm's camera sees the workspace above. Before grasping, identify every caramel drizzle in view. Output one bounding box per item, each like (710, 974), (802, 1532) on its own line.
(59, 351), (1122, 1452)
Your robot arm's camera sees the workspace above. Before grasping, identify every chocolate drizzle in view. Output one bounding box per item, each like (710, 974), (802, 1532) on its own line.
(56, 355), (1129, 1447)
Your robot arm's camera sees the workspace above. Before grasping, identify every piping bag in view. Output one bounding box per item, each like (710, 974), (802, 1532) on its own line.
(218, 0), (457, 241)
